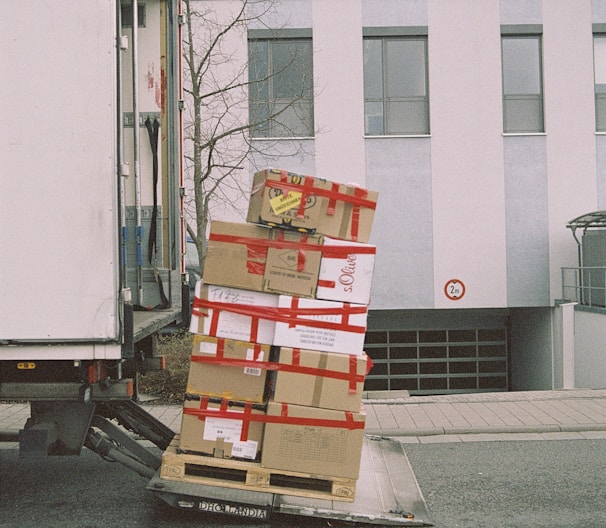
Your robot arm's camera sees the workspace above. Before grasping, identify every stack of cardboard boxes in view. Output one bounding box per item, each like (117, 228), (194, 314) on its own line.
(179, 167), (378, 490)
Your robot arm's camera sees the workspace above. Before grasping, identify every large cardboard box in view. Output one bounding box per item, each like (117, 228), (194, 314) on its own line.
(247, 168), (378, 243)
(180, 396), (265, 460)
(203, 220), (323, 298)
(261, 401), (366, 479)
(273, 296), (368, 355)
(271, 347), (369, 411)
(187, 335), (272, 402)
(317, 237), (376, 304)
(189, 281), (279, 345)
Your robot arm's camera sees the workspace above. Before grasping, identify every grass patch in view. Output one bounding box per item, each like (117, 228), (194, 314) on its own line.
(138, 330), (192, 404)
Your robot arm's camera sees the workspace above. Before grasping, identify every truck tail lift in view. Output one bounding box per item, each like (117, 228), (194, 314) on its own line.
(146, 434), (432, 526)
(83, 399), (432, 526)
(82, 403), (432, 525)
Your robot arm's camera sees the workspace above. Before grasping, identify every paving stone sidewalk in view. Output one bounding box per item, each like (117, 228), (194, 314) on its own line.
(3, 389), (606, 444)
(362, 389), (606, 443)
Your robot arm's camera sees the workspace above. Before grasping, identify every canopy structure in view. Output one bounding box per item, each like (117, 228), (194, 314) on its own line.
(566, 211), (606, 268)
(566, 211), (606, 232)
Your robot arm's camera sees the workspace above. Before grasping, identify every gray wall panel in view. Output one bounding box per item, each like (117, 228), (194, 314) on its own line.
(500, 0), (542, 24)
(362, 0), (427, 27)
(596, 136), (606, 209)
(504, 136), (551, 306)
(365, 138), (434, 309)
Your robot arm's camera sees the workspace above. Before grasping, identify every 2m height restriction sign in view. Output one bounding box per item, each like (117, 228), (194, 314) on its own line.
(444, 279), (465, 300)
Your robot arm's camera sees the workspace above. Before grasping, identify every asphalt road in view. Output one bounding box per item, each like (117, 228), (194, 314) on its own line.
(403, 439), (606, 528)
(2, 439), (606, 528)
(0, 446), (339, 528)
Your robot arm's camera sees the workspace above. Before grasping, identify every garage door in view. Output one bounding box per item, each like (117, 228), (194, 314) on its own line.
(364, 327), (508, 394)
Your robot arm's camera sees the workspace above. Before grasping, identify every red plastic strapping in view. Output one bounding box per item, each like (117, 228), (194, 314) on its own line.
(183, 403), (365, 431)
(327, 182), (339, 216)
(296, 176), (316, 219)
(193, 296), (367, 335)
(264, 179), (377, 210)
(349, 355), (357, 393)
(210, 231), (375, 258)
(192, 397), (251, 442)
(240, 402), (252, 441)
(246, 260), (265, 275)
(190, 351), (366, 385)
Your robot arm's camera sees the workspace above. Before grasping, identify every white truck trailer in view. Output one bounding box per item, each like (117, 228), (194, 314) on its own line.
(1, 0), (186, 455)
(0, 2), (430, 525)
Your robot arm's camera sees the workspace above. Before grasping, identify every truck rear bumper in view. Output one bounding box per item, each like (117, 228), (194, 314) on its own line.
(0, 380), (134, 401)
(0, 343), (122, 361)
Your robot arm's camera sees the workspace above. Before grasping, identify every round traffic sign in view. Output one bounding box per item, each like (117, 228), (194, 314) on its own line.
(444, 279), (465, 300)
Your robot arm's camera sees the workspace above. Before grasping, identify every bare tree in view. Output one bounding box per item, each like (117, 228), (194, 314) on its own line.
(182, 0), (313, 272)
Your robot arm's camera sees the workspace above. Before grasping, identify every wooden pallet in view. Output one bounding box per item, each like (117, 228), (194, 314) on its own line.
(160, 436), (357, 502)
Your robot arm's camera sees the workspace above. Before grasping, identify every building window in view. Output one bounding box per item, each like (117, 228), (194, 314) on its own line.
(594, 35), (606, 131)
(501, 35), (544, 133)
(248, 34), (314, 138)
(363, 34), (429, 135)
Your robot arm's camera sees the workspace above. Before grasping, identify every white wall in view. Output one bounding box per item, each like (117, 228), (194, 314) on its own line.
(312, 0), (366, 185)
(574, 309), (606, 388)
(428, 0), (507, 308)
(543, 1), (598, 302)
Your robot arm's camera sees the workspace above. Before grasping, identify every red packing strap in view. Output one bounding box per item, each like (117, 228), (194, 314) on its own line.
(246, 243), (267, 276)
(327, 182), (339, 216)
(193, 397), (253, 442)
(350, 188), (363, 241)
(297, 176), (316, 219)
(210, 231), (320, 274)
(210, 231), (375, 258)
(348, 355), (357, 393)
(317, 279), (335, 288)
(264, 179), (376, 211)
(274, 229), (306, 272)
(246, 260), (265, 276)
(208, 338), (265, 363)
(183, 402), (365, 431)
(190, 351), (366, 385)
(192, 296), (367, 335)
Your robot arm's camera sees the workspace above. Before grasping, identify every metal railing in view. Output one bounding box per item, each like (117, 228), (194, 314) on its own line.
(561, 267), (606, 307)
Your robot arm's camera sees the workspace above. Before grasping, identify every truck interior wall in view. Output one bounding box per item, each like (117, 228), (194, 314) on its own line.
(119, 0), (185, 310)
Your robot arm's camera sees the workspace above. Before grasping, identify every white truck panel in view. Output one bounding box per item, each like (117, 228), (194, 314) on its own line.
(0, 1), (119, 342)
(0, 344), (122, 361)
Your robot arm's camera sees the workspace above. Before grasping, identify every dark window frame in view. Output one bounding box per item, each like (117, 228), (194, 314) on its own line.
(501, 27), (544, 134)
(593, 29), (606, 132)
(363, 27), (430, 136)
(248, 29), (314, 139)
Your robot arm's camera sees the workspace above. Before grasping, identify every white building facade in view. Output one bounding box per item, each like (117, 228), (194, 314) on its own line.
(198, 0), (606, 394)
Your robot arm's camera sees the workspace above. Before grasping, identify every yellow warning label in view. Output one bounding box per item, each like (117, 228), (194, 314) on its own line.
(269, 191), (303, 215)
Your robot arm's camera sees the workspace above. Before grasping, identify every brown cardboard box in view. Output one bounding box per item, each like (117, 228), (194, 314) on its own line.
(247, 168), (378, 243)
(272, 348), (368, 412)
(180, 396), (265, 460)
(187, 335), (272, 403)
(203, 220), (323, 298)
(261, 401), (366, 479)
